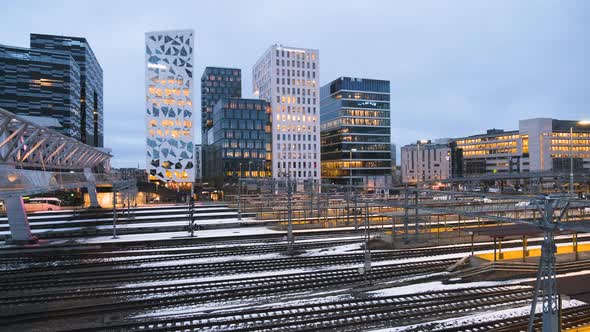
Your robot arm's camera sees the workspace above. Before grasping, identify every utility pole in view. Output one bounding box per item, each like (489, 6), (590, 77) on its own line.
(188, 195), (195, 237)
(527, 197), (565, 332)
(364, 200), (372, 282)
(349, 148), (356, 225)
(353, 188), (358, 229)
(310, 180), (314, 220)
(316, 180), (321, 225)
(112, 189), (118, 239)
(414, 190), (420, 242)
(570, 126), (574, 196)
(237, 163), (242, 221)
(286, 170), (294, 255)
(403, 184), (409, 243)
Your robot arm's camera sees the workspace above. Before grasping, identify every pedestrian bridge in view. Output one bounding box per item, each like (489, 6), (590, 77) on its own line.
(0, 108), (134, 243)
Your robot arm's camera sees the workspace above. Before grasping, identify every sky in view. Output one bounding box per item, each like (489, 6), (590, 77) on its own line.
(1, 1), (589, 168)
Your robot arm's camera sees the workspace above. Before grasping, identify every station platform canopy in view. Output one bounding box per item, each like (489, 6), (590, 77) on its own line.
(466, 224), (572, 239)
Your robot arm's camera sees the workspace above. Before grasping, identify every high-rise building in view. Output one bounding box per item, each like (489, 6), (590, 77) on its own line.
(30, 34), (104, 147)
(145, 29), (195, 183)
(253, 44), (320, 181)
(204, 98), (272, 185)
(320, 77), (392, 189)
(0, 34), (103, 146)
(200, 67), (241, 138)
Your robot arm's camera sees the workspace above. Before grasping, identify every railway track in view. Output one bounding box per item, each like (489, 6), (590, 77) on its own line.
(0, 252), (458, 291)
(0, 238), (361, 264)
(432, 304), (590, 332)
(0, 259), (448, 305)
(29, 285), (534, 332)
(0, 259), (456, 326)
(1, 232), (586, 272)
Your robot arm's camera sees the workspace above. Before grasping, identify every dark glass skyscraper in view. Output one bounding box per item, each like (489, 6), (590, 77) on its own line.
(0, 44), (82, 138)
(320, 77), (392, 188)
(0, 34), (103, 147)
(200, 67), (241, 140)
(204, 98), (271, 185)
(30, 34), (104, 147)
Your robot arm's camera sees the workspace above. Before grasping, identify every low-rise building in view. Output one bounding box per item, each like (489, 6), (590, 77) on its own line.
(401, 140), (453, 184)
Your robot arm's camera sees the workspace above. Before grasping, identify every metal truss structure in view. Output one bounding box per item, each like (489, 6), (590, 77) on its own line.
(0, 108), (111, 170)
(231, 178), (590, 332)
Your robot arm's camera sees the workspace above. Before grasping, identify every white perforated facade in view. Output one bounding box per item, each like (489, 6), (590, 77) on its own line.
(145, 30), (195, 183)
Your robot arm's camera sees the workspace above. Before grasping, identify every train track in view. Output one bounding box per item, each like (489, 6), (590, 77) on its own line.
(1, 232), (586, 278)
(0, 259), (448, 305)
(432, 304), (590, 332)
(0, 238), (361, 264)
(32, 285), (534, 332)
(0, 250), (459, 291)
(0, 259), (456, 326)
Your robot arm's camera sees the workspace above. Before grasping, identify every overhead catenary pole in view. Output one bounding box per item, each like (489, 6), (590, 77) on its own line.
(286, 169), (294, 255)
(349, 148), (356, 225)
(403, 184), (409, 243)
(570, 126), (574, 196)
(112, 189), (118, 239)
(527, 198), (566, 332)
(238, 163), (242, 221)
(364, 200), (372, 282)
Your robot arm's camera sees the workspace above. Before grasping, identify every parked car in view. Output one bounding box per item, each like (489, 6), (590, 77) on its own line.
(24, 197), (62, 212)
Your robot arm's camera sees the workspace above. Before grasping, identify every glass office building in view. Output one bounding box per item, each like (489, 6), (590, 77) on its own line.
(30, 34), (104, 147)
(320, 77), (392, 188)
(205, 98), (271, 185)
(0, 34), (103, 146)
(200, 67), (241, 139)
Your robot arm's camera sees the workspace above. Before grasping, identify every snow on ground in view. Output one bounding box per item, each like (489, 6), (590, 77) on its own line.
(372, 299), (587, 332)
(119, 267), (322, 288)
(302, 242), (363, 256)
(20, 225), (283, 245)
(369, 280), (531, 298)
(131, 287), (352, 318)
(137, 252), (285, 267)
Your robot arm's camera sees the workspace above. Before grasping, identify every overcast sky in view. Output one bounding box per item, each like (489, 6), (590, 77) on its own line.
(1, 1), (588, 168)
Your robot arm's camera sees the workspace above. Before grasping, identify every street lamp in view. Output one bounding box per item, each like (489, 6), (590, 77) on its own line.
(570, 121), (590, 195)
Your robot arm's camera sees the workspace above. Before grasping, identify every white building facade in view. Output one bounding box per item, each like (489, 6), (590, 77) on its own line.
(253, 45), (320, 181)
(401, 141), (452, 184)
(145, 30), (195, 183)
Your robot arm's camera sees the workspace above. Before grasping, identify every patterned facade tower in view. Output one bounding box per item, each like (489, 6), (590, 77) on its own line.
(145, 30), (195, 183)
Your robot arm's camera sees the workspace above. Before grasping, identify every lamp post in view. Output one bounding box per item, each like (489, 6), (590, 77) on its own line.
(570, 121), (590, 195)
(349, 148), (357, 226)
